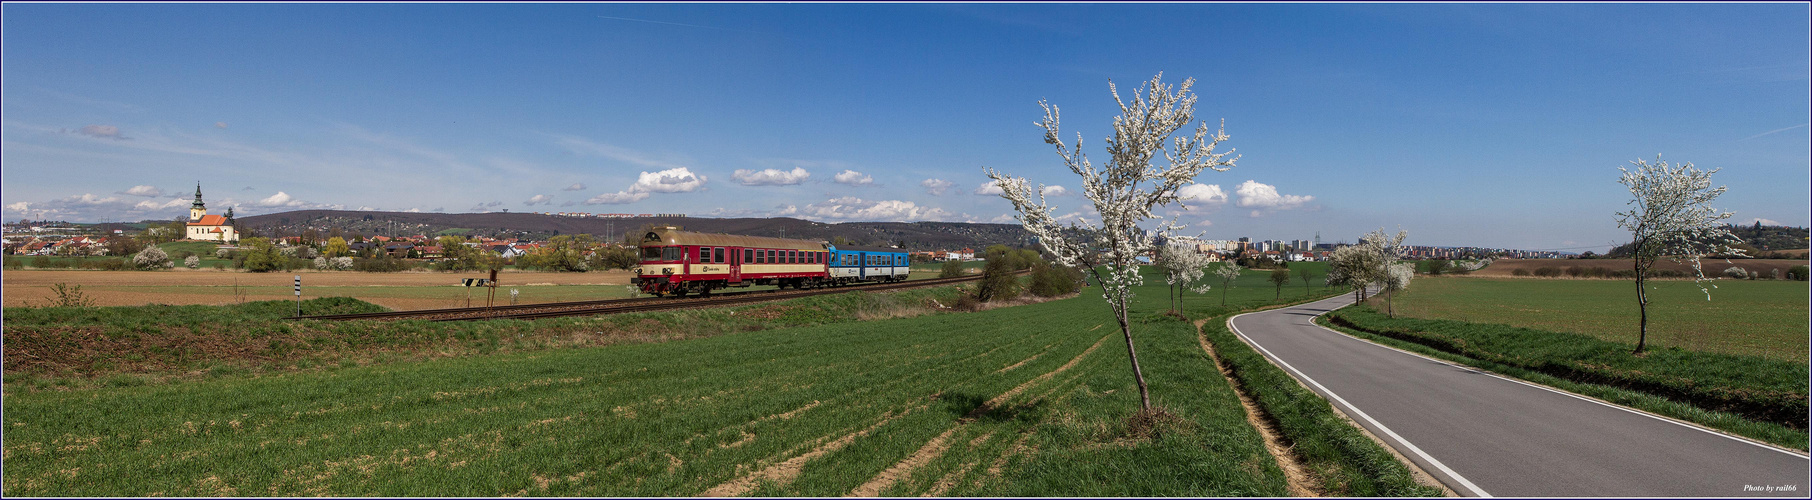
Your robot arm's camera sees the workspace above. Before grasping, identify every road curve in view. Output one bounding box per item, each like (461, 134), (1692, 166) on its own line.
(1229, 293), (1809, 497)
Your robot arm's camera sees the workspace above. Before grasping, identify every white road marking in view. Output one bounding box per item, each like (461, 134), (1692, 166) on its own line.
(1230, 303), (1494, 498)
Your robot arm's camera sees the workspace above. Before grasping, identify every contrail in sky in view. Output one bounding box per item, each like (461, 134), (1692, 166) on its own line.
(1741, 123), (1808, 141)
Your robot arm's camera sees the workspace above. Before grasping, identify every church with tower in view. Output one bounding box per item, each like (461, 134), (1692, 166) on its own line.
(184, 183), (239, 242)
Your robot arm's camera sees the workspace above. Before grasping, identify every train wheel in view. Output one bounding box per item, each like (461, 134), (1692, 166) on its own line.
(675, 288), (689, 297)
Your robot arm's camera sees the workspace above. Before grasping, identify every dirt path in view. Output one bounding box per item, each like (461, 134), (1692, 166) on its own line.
(1194, 317), (1320, 497)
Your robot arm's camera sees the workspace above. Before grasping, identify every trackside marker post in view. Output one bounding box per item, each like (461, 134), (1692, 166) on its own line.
(294, 275), (302, 317)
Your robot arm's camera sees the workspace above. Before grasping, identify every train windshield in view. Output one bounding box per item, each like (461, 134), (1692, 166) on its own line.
(640, 246), (682, 262)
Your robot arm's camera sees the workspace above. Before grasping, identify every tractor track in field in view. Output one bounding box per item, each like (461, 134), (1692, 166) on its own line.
(290, 275), (992, 322)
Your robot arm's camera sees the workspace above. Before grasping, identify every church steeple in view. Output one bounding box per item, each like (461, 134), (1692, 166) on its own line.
(189, 182), (207, 221)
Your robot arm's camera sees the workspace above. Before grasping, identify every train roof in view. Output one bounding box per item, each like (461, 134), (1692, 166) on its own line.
(637, 226), (825, 251)
(831, 245), (907, 254)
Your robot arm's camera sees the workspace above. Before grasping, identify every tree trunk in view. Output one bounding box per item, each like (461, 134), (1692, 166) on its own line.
(1114, 304), (1152, 411)
(1634, 261), (1648, 354)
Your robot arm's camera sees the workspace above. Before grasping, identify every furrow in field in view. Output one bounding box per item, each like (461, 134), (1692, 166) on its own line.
(699, 403), (929, 497)
(920, 429), (999, 497)
(848, 426), (959, 497)
(846, 333), (1108, 497)
(973, 332), (1111, 418)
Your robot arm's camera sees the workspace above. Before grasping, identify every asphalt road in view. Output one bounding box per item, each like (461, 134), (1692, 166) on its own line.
(1229, 293), (1809, 497)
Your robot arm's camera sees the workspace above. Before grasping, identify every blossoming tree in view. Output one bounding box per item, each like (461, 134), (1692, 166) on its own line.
(986, 73), (1238, 412)
(1614, 155), (1742, 354)
(1157, 241), (1213, 314)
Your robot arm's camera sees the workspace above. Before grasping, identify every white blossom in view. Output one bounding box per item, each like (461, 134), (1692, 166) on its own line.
(985, 73), (1237, 411)
(1614, 155), (1742, 353)
(184, 255), (200, 269)
(132, 246), (171, 270)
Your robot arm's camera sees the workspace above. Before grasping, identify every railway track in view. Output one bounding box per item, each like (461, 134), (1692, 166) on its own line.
(290, 274), (991, 322)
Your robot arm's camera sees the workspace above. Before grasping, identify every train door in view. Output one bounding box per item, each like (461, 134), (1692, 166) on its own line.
(730, 247), (741, 283)
(857, 253), (866, 280)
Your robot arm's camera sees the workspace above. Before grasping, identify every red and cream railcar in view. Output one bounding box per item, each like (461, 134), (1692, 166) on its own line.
(630, 226), (830, 296)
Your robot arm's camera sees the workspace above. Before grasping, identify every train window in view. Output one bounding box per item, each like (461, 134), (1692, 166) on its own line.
(745, 249), (753, 263)
(789, 250), (797, 264)
(640, 247), (662, 260)
(767, 249), (775, 263)
(665, 247), (681, 261)
(714, 247), (724, 263)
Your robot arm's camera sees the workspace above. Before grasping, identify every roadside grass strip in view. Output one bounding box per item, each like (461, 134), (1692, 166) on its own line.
(1197, 310), (1447, 497)
(1326, 306), (1809, 433)
(1317, 309), (1810, 452)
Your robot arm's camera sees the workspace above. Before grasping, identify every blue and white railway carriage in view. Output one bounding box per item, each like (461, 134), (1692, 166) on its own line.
(826, 245), (910, 284)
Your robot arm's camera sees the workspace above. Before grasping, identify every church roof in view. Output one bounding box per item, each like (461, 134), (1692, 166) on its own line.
(192, 214), (231, 226)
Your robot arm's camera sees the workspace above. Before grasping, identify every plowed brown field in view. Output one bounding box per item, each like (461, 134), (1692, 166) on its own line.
(2, 269), (633, 310)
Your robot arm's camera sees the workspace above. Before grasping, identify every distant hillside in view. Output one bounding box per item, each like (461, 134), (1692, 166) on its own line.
(234, 210), (1034, 250)
(1605, 224), (1808, 257)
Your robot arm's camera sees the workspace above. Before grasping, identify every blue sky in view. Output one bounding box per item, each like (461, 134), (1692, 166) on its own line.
(3, 3), (1806, 252)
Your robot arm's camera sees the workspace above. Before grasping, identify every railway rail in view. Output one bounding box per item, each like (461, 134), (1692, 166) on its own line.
(289, 273), (993, 322)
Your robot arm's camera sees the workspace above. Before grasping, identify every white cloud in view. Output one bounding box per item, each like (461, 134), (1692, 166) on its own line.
(1747, 217), (1781, 226)
(801, 197), (951, 222)
(1043, 185), (1069, 197)
(974, 180), (1005, 195)
(6, 202), (31, 212)
(119, 185), (164, 197)
(134, 198), (188, 210)
(1234, 180), (1313, 211)
(257, 191), (307, 207)
(563, 183), (586, 191)
(631, 167), (707, 193)
(1196, 219), (1214, 227)
(215, 122), (228, 129)
(65, 193), (122, 206)
(525, 194), (554, 206)
(733, 167), (811, 186)
(1177, 183), (1228, 205)
(921, 178), (956, 195)
(585, 191), (651, 205)
(833, 169), (873, 186)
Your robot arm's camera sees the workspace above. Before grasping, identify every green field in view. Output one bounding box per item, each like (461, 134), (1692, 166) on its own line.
(2, 262), (1409, 496)
(1387, 277), (1810, 363)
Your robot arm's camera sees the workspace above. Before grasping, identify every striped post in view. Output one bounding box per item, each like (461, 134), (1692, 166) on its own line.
(294, 275), (302, 317)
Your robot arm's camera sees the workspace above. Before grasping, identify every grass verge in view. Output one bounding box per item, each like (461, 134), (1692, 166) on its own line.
(1196, 308), (1447, 496)
(1318, 307), (1808, 451)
